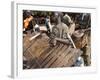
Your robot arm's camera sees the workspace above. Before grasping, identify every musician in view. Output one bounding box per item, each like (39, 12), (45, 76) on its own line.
(23, 11), (34, 34)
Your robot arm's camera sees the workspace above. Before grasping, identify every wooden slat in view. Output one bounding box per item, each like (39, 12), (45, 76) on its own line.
(26, 47), (41, 68)
(29, 37), (50, 57)
(44, 45), (68, 68)
(41, 44), (64, 68)
(63, 49), (82, 67)
(56, 49), (75, 67)
(57, 49), (82, 67)
(39, 45), (59, 64)
(50, 46), (72, 68)
(24, 50), (33, 60)
(23, 38), (37, 53)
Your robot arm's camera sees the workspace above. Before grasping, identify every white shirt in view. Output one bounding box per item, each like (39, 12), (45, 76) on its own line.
(34, 24), (39, 28)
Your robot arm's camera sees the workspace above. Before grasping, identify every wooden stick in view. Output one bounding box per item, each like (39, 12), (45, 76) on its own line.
(29, 33), (41, 41)
(67, 33), (76, 48)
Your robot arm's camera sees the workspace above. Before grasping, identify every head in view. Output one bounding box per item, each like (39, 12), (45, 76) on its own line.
(23, 10), (33, 20)
(28, 15), (33, 21)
